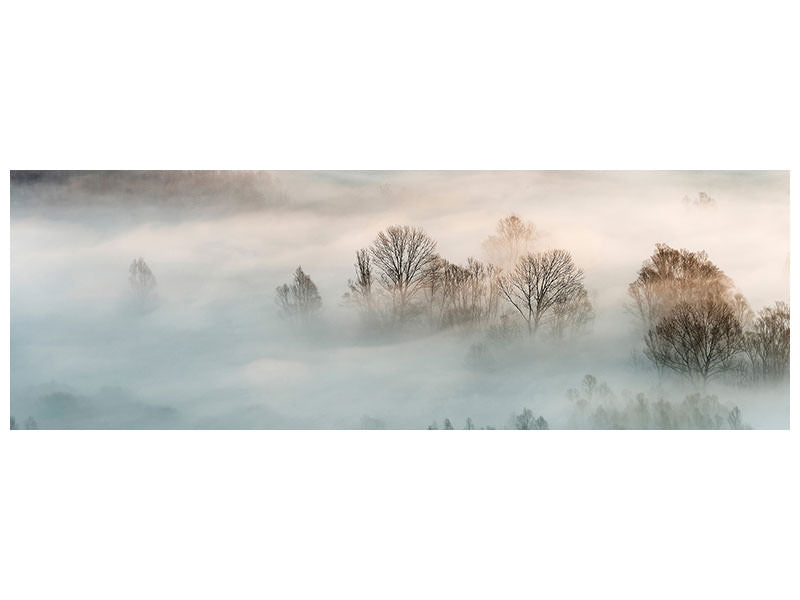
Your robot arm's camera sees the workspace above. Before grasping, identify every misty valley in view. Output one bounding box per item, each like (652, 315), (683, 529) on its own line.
(9, 171), (790, 429)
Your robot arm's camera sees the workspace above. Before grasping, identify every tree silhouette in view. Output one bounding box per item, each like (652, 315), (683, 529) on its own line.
(513, 408), (549, 430)
(482, 215), (538, 268)
(423, 257), (501, 329)
(498, 250), (589, 335)
(744, 301), (790, 381)
(276, 266), (322, 321)
(129, 257), (158, 309)
(644, 299), (743, 382)
(368, 225), (438, 321)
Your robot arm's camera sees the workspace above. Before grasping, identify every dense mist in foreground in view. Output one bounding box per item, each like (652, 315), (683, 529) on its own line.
(10, 171), (790, 429)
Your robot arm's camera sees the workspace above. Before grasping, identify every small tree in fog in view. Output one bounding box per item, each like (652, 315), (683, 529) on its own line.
(727, 406), (744, 430)
(498, 250), (589, 335)
(276, 266), (322, 321)
(24, 417), (38, 430)
(345, 249), (375, 309)
(443, 418), (454, 430)
(550, 287), (594, 338)
(744, 301), (790, 381)
(514, 408), (535, 429)
(644, 299), (743, 383)
(465, 417), (475, 430)
(10, 416), (17, 430)
(513, 408), (549, 430)
(482, 215), (538, 268)
(532, 416), (549, 430)
(129, 258), (158, 306)
(731, 293), (755, 330)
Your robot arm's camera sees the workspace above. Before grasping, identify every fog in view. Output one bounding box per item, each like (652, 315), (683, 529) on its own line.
(10, 171), (790, 429)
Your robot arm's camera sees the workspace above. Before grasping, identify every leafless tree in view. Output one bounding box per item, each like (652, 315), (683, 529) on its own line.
(482, 214), (538, 268)
(682, 191), (717, 210)
(368, 225), (438, 320)
(514, 408), (535, 429)
(424, 257), (501, 329)
(497, 250), (589, 335)
(276, 266), (322, 321)
(744, 301), (790, 381)
(550, 287), (594, 338)
(727, 406), (744, 430)
(344, 249), (376, 314)
(513, 408), (549, 430)
(628, 244), (734, 331)
(644, 299), (743, 382)
(731, 293), (754, 329)
(129, 257), (157, 297)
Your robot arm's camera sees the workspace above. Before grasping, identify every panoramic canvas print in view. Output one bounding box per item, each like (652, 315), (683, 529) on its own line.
(9, 171), (790, 429)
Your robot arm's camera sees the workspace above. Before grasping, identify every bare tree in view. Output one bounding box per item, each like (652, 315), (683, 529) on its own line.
(727, 406), (744, 430)
(368, 225), (438, 320)
(744, 301), (790, 381)
(423, 257), (501, 329)
(344, 249), (377, 315)
(482, 215), (538, 268)
(276, 266), (322, 321)
(550, 287), (594, 338)
(731, 293), (755, 329)
(497, 250), (589, 335)
(514, 408), (535, 430)
(644, 299), (743, 382)
(513, 408), (549, 430)
(129, 257), (157, 307)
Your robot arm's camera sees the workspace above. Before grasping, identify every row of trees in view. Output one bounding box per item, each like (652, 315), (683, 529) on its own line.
(10, 416), (38, 430)
(566, 374), (750, 429)
(279, 216), (593, 338)
(274, 219), (788, 385)
(629, 244), (789, 383)
(425, 409), (549, 430)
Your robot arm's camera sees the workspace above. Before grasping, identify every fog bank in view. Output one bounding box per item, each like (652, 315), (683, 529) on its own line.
(10, 171), (790, 429)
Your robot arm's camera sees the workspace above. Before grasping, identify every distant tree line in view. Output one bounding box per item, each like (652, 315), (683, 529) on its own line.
(566, 374), (751, 430)
(425, 409), (549, 430)
(10, 415), (38, 430)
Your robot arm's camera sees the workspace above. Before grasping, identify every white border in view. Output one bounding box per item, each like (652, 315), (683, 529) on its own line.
(2, 2), (798, 599)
